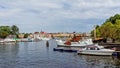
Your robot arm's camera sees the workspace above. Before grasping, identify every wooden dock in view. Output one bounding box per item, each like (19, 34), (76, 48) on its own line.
(99, 43), (120, 48)
(53, 47), (80, 52)
(57, 45), (85, 48)
(114, 51), (120, 52)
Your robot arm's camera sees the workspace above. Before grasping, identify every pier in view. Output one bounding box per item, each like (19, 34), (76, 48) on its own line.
(99, 43), (120, 48)
(53, 47), (78, 52)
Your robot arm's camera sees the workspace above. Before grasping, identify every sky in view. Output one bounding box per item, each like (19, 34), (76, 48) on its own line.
(0, 0), (120, 33)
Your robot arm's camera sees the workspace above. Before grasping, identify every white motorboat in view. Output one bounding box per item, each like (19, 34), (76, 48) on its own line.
(0, 40), (4, 44)
(4, 38), (16, 42)
(0, 38), (16, 45)
(56, 39), (66, 45)
(41, 37), (51, 41)
(34, 37), (51, 41)
(56, 38), (94, 47)
(77, 44), (115, 56)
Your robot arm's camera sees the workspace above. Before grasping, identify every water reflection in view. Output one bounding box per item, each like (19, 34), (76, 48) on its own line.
(112, 56), (120, 67)
(77, 55), (120, 68)
(0, 43), (19, 56)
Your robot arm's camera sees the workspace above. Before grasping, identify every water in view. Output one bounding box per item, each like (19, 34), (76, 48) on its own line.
(0, 40), (120, 68)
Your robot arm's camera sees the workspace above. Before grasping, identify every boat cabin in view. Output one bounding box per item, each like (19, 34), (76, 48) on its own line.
(86, 46), (100, 50)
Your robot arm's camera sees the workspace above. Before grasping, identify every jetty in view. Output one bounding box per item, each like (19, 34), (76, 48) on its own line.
(57, 45), (85, 48)
(99, 43), (120, 47)
(99, 43), (120, 51)
(53, 47), (80, 52)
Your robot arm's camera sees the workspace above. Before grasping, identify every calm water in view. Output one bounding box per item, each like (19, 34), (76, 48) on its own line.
(0, 40), (120, 68)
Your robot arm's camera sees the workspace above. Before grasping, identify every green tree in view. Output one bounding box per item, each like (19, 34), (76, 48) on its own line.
(0, 30), (9, 38)
(106, 14), (120, 24)
(0, 26), (11, 38)
(11, 25), (19, 35)
(114, 19), (120, 41)
(0, 26), (11, 34)
(91, 14), (120, 43)
(100, 22), (113, 39)
(0, 25), (19, 38)
(24, 33), (29, 38)
(91, 25), (101, 38)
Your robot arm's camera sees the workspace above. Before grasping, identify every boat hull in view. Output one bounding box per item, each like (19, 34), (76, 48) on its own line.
(77, 50), (114, 56)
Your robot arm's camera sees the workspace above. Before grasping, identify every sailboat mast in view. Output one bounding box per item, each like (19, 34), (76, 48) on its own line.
(94, 25), (96, 40)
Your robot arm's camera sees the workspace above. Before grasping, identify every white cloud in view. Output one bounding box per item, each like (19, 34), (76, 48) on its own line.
(0, 0), (120, 32)
(0, 8), (23, 17)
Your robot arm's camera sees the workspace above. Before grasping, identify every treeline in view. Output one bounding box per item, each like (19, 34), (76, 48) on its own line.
(91, 14), (120, 43)
(0, 25), (19, 38)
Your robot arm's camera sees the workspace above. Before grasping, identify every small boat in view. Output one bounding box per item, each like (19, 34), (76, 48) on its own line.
(0, 40), (4, 44)
(34, 37), (51, 41)
(56, 39), (66, 45)
(2, 38), (16, 44)
(77, 44), (115, 56)
(41, 37), (51, 41)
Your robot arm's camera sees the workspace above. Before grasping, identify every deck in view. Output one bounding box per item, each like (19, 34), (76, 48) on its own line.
(53, 47), (79, 52)
(99, 43), (120, 48)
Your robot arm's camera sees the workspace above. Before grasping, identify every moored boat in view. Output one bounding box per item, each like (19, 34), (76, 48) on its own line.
(77, 44), (115, 56)
(56, 38), (94, 47)
(0, 40), (4, 44)
(4, 38), (16, 44)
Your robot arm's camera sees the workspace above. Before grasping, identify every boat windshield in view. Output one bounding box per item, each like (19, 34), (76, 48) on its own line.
(86, 47), (100, 50)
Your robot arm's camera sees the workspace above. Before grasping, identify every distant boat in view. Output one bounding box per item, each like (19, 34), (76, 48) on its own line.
(2, 38), (16, 44)
(34, 37), (51, 41)
(77, 44), (115, 56)
(0, 40), (4, 44)
(20, 38), (34, 42)
(56, 39), (66, 45)
(41, 37), (51, 41)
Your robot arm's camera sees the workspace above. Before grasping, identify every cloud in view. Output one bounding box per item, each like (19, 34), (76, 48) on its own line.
(0, 8), (23, 18)
(0, 0), (120, 32)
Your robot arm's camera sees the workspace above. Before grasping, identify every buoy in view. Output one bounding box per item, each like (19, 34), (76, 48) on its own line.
(46, 41), (49, 47)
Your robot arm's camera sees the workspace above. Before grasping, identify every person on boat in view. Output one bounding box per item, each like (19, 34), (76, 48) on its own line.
(64, 40), (71, 45)
(71, 36), (81, 42)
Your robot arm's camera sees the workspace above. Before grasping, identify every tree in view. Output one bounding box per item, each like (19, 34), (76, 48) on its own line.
(0, 30), (9, 38)
(0, 26), (11, 34)
(114, 19), (120, 41)
(100, 22), (113, 39)
(106, 14), (120, 24)
(0, 26), (11, 38)
(24, 33), (29, 38)
(91, 14), (120, 43)
(0, 25), (19, 38)
(91, 25), (101, 38)
(11, 25), (19, 35)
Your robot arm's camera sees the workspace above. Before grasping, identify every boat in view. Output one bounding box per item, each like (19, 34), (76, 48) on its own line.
(34, 37), (51, 41)
(41, 37), (51, 41)
(77, 44), (115, 56)
(0, 38), (16, 44)
(0, 40), (4, 44)
(56, 39), (66, 45)
(56, 38), (94, 47)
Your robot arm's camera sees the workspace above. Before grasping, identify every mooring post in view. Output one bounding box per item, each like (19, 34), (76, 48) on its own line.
(46, 41), (49, 47)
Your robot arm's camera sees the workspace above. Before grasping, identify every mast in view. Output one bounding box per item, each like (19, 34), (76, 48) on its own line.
(94, 25), (96, 40)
